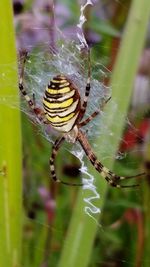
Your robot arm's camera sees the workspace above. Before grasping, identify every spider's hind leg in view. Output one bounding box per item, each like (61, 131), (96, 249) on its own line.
(101, 169), (145, 188)
(77, 129), (145, 188)
(50, 136), (83, 186)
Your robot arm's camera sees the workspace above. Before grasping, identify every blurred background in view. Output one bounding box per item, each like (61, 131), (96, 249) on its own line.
(1, 0), (150, 266)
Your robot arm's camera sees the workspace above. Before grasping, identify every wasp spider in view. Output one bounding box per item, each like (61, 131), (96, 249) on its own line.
(19, 51), (144, 188)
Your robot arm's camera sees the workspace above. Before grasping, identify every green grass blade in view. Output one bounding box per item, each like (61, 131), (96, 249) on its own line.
(58, 0), (150, 266)
(0, 1), (22, 267)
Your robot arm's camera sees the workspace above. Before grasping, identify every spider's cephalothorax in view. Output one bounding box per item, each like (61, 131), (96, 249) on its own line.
(43, 75), (81, 133)
(19, 51), (145, 188)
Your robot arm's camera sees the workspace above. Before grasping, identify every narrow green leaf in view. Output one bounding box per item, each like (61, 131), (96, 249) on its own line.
(0, 1), (22, 267)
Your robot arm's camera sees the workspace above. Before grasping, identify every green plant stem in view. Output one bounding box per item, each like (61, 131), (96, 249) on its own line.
(58, 0), (150, 267)
(0, 1), (22, 267)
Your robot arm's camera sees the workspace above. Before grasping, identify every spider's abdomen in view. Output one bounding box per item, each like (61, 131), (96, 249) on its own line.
(43, 75), (81, 132)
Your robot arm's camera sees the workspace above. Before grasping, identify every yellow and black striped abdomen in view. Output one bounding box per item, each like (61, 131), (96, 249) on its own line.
(43, 75), (81, 132)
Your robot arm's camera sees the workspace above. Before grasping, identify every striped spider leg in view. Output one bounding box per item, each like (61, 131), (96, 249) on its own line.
(19, 52), (48, 124)
(78, 49), (92, 121)
(77, 130), (144, 188)
(49, 136), (83, 186)
(78, 96), (111, 128)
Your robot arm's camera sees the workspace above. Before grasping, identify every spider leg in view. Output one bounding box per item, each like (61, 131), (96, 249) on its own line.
(19, 51), (47, 123)
(32, 93), (36, 106)
(79, 111), (99, 127)
(79, 49), (91, 121)
(77, 129), (145, 188)
(50, 136), (83, 186)
(78, 97), (111, 127)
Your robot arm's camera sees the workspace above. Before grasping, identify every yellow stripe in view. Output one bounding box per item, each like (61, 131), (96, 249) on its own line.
(46, 99), (79, 116)
(46, 87), (71, 94)
(43, 97), (73, 109)
(46, 112), (75, 123)
(59, 82), (69, 88)
(52, 79), (67, 83)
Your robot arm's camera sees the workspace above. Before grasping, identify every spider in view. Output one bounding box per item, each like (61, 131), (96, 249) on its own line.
(19, 50), (144, 188)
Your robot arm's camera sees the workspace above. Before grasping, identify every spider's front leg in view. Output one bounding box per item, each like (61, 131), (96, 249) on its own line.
(79, 49), (91, 121)
(50, 136), (83, 186)
(19, 51), (47, 123)
(79, 48), (111, 127)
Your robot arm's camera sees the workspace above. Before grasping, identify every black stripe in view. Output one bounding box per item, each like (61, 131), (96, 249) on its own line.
(19, 84), (26, 95)
(45, 91), (63, 99)
(51, 170), (55, 175)
(53, 76), (66, 81)
(23, 91), (27, 96)
(95, 162), (103, 172)
(50, 170), (57, 180)
(44, 95), (72, 104)
(52, 175), (57, 181)
(47, 111), (74, 119)
(49, 158), (54, 164)
(51, 121), (68, 126)
(108, 170), (114, 176)
(44, 106), (68, 114)
(19, 83), (24, 90)
(90, 154), (97, 164)
(82, 102), (87, 108)
(85, 84), (90, 96)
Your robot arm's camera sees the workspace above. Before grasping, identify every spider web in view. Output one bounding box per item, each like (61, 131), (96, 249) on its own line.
(19, 35), (108, 218)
